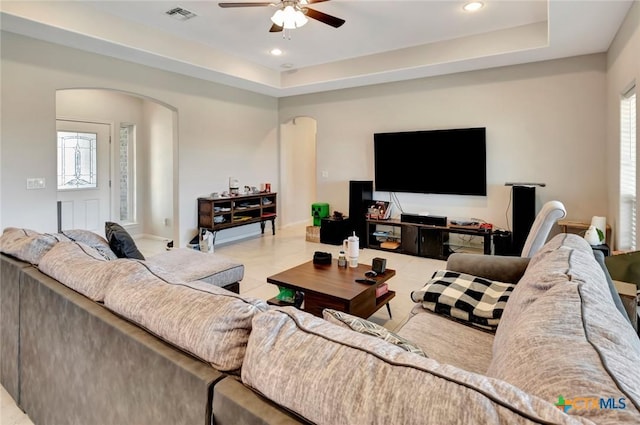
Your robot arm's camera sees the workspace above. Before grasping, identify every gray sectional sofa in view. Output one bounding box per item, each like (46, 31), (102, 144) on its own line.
(1, 228), (639, 425)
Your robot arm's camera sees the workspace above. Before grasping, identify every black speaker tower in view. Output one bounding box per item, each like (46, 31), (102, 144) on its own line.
(511, 185), (536, 254)
(349, 180), (373, 247)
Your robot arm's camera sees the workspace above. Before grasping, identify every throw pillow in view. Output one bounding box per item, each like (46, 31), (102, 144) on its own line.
(322, 309), (427, 357)
(62, 229), (118, 260)
(411, 270), (515, 330)
(104, 222), (145, 260)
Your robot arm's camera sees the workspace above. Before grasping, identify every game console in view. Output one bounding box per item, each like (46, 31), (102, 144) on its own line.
(401, 213), (447, 226)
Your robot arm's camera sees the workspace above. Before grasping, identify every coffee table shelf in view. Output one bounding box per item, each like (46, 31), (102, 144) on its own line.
(375, 291), (395, 308)
(266, 298), (296, 307)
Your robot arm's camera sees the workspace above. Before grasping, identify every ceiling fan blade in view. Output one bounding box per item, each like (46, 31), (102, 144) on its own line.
(269, 23), (283, 32)
(304, 7), (345, 28)
(302, 0), (330, 4)
(218, 2), (273, 7)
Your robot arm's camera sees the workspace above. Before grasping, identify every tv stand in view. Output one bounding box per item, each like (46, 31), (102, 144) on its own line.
(366, 218), (492, 260)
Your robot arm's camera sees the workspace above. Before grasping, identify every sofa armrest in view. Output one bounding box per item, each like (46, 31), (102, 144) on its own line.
(213, 377), (308, 424)
(446, 253), (530, 284)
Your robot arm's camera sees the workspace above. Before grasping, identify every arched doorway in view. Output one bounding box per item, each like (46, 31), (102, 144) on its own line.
(56, 89), (178, 244)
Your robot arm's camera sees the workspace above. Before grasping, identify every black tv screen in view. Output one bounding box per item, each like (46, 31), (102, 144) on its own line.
(374, 127), (486, 196)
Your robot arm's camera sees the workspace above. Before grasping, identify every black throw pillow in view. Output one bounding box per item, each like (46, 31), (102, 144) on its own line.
(104, 222), (145, 260)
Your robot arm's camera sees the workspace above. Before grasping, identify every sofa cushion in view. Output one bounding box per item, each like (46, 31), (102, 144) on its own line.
(487, 234), (640, 424)
(396, 305), (494, 374)
(61, 229), (118, 260)
(105, 222), (144, 260)
(145, 248), (244, 287)
(242, 307), (592, 425)
(410, 270), (515, 330)
(0, 227), (69, 265)
(103, 265), (268, 372)
(38, 241), (144, 302)
(322, 308), (427, 357)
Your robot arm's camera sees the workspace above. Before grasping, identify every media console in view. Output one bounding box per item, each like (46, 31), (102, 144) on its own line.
(366, 218), (492, 260)
(197, 193), (277, 244)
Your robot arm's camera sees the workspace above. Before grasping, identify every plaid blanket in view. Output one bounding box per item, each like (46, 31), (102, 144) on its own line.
(411, 270), (515, 330)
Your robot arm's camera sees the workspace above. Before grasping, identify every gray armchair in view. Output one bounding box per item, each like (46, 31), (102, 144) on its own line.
(520, 200), (567, 258)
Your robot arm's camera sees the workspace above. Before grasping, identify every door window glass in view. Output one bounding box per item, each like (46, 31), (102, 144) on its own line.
(57, 131), (98, 190)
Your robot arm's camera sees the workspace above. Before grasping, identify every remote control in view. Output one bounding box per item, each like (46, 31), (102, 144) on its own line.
(355, 278), (377, 284)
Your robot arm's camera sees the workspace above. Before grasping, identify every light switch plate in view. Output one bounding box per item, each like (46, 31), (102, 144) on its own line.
(26, 178), (45, 190)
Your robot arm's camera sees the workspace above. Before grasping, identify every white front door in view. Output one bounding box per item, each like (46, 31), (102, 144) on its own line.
(56, 120), (111, 232)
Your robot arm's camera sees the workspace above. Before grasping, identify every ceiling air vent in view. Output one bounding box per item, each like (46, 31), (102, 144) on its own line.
(165, 7), (197, 21)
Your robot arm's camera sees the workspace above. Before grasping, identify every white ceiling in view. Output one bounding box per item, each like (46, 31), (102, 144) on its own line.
(0, 1), (634, 97)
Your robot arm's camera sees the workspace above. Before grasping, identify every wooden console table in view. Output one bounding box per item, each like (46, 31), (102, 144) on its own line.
(198, 193), (277, 243)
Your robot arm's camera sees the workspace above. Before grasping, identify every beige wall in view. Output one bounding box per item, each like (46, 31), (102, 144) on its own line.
(1, 32), (278, 246)
(279, 55), (609, 232)
(606, 1), (640, 249)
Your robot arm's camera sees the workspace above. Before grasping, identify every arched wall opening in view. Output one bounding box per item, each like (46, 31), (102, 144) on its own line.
(56, 88), (179, 244)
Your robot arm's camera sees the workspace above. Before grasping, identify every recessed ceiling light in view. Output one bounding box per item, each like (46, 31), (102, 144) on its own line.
(270, 48), (283, 56)
(463, 1), (484, 12)
(281, 63), (294, 69)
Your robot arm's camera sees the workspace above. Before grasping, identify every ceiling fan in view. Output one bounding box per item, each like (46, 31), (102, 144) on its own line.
(218, 0), (345, 33)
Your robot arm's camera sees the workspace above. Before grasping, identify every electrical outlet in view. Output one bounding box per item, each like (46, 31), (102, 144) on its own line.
(164, 218), (171, 226)
(26, 178), (45, 190)
(321, 170), (329, 178)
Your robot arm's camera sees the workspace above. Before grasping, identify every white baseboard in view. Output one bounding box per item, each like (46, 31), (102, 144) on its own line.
(135, 233), (172, 242)
(280, 219), (312, 229)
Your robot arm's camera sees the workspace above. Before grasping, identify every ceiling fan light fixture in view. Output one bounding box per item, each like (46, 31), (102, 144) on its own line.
(271, 5), (308, 29)
(271, 9), (285, 26)
(292, 9), (308, 28)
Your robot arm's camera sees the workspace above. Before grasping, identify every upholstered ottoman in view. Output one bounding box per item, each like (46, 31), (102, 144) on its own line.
(146, 248), (244, 293)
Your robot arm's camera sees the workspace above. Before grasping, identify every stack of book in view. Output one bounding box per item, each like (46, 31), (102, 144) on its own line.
(376, 283), (389, 298)
(367, 201), (393, 220)
(380, 240), (400, 250)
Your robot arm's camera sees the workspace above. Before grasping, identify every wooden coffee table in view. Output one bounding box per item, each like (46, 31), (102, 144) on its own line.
(266, 260), (396, 318)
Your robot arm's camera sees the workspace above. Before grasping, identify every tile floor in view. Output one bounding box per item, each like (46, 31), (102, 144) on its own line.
(1, 222), (446, 423)
(1, 386), (32, 425)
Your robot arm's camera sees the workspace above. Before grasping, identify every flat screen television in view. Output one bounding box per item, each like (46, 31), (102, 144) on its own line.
(374, 127), (486, 196)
